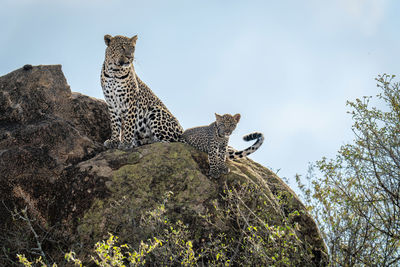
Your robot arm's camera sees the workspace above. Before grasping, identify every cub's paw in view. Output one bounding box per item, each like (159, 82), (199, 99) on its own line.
(104, 139), (119, 149)
(221, 166), (230, 175)
(118, 141), (134, 150)
(208, 169), (221, 179)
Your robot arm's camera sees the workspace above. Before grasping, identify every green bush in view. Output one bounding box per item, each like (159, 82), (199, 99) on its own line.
(18, 181), (314, 266)
(297, 74), (400, 266)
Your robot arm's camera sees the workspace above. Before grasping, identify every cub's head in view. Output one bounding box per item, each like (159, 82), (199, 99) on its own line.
(104, 34), (138, 68)
(215, 113), (241, 137)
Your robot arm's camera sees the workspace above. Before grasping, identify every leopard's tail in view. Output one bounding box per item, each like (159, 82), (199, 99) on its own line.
(227, 132), (264, 159)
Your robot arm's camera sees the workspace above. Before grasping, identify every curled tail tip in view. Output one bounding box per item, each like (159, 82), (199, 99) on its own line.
(243, 132), (264, 141)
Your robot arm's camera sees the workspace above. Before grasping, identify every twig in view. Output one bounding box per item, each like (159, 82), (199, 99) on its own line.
(20, 207), (49, 266)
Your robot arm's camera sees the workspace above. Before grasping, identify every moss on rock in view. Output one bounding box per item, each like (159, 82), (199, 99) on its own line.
(75, 142), (328, 266)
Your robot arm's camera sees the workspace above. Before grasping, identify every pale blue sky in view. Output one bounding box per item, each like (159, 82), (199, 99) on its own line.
(1, 0), (399, 185)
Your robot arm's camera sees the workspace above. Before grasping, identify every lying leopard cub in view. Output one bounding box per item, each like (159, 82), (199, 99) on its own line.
(182, 113), (264, 178)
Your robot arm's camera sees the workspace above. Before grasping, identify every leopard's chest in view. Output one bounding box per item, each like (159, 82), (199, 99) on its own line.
(210, 136), (228, 152)
(102, 76), (134, 111)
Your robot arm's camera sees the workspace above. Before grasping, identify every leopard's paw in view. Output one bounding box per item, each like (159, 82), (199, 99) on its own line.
(118, 141), (134, 150)
(104, 139), (119, 149)
(208, 169), (221, 179)
(221, 166), (230, 175)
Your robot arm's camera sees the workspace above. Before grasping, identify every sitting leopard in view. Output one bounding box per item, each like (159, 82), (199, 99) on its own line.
(101, 34), (183, 150)
(182, 113), (264, 178)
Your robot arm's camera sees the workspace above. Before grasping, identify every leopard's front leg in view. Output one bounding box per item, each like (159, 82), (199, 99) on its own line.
(217, 143), (230, 175)
(208, 143), (228, 178)
(118, 106), (137, 150)
(104, 107), (121, 149)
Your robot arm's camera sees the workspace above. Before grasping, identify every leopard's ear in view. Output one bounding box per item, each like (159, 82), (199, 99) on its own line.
(215, 113), (223, 122)
(233, 113), (241, 123)
(131, 35), (138, 44)
(104, 34), (113, 46)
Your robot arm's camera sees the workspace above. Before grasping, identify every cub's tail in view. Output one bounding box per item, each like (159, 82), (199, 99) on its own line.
(227, 132), (264, 159)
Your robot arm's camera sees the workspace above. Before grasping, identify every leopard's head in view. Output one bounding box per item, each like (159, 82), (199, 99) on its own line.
(104, 34), (138, 68)
(215, 113), (241, 137)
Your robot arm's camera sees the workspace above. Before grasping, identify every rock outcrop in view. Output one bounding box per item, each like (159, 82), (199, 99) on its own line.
(0, 65), (328, 266)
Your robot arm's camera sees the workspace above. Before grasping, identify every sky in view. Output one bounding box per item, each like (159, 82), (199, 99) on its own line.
(1, 0), (399, 187)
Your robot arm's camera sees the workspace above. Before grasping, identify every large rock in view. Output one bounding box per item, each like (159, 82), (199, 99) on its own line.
(0, 64), (110, 245)
(0, 65), (328, 266)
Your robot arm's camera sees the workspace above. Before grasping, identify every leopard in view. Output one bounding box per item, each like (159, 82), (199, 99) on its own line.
(181, 113), (264, 178)
(101, 34), (184, 150)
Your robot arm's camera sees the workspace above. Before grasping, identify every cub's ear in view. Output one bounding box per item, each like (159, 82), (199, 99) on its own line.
(215, 113), (223, 122)
(233, 113), (241, 123)
(131, 35), (138, 44)
(104, 34), (113, 46)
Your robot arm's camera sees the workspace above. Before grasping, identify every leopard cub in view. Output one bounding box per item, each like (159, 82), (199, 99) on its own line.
(182, 113), (264, 178)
